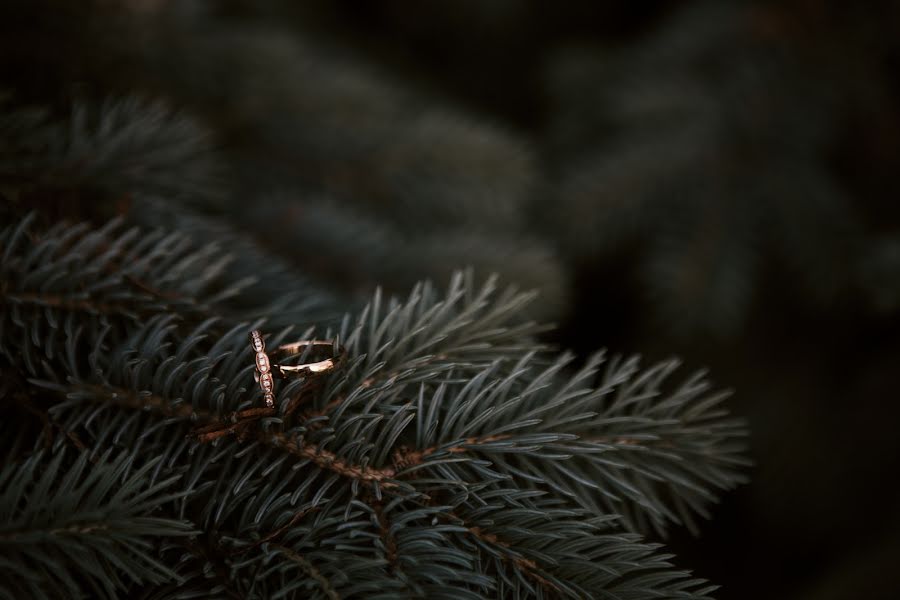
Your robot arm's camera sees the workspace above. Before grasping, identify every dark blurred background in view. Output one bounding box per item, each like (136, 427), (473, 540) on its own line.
(3, 1), (900, 598)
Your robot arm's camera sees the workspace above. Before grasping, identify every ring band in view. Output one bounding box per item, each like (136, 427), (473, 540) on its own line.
(249, 330), (343, 408)
(270, 341), (342, 378)
(250, 330), (276, 407)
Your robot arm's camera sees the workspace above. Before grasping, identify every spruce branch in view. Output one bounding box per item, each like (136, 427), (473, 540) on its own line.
(125, 197), (340, 330)
(400, 353), (749, 535)
(3, 216), (747, 597)
(0, 95), (218, 204)
(0, 3), (774, 595)
(0, 449), (195, 600)
(0, 214), (329, 376)
(16, 266), (743, 597)
(438, 487), (716, 599)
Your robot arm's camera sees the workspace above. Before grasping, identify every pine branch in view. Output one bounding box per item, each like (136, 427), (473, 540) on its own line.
(265, 543), (341, 600)
(439, 486), (716, 599)
(0, 6), (764, 596)
(246, 198), (569, 321)
(0, 213), (748, 597)
(16, 267), (744, 596)
(125, 196), (341, 330)
(397, 352), (748, 535)
(0, 95), (218, 204)
(0, 213), (329, 376)
(0, 449), (195, 600)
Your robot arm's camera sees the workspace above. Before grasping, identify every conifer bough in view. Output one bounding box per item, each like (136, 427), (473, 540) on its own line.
(0, 214), (748, 598)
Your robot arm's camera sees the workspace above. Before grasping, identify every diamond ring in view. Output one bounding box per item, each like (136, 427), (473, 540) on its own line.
(249, 330), (343, 408)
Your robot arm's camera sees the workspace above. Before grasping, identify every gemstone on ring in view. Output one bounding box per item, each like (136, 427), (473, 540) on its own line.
(250, 330), (343, 409)
(251, 330), (265, 352)
(259, 372), (273, 391)
(250, 330), (275, 408)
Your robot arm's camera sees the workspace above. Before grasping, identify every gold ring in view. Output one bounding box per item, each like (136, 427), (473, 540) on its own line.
(249, 330), (343, 408)
(269, 340), (343, 378)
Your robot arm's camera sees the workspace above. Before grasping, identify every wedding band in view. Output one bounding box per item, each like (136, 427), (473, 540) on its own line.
(250, 330), (276, 407)
(249, 330), (343, 408)
(270, 340), (343, 378)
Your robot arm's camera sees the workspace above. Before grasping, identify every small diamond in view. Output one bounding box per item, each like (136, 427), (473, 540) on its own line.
(250, 331), (264, 351)
(250, 330), (277, 407)
(260, 373), (273, 390)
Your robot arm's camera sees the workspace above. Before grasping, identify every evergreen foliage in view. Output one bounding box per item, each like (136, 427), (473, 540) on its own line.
(0, 2), (751, 597)
(0, 96), (217, 205)
(543, 1), (900, 337)
(0, 449), (195, 600)
(0, 204), (747, 597)
(2, 0), (570, 321)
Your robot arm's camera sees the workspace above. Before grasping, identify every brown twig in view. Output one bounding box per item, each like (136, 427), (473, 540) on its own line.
(446, 512), (561, 596)
(66, 383), (401, 488)
(122, 273), (184, 303)
(80, 383), (205, 420)
(190, 407), (275, 442)
(373, 502), (399, 574)
(0, 521), (109, 541)
(266, 543), (340, 600)
(584, 435), (675, 449)
(4, 292), (136, 318)
(232, 506), (320, 556)
(391, 434), (511, 471)
(263, 431), (400, 488)
(58, 384), (517, 492)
